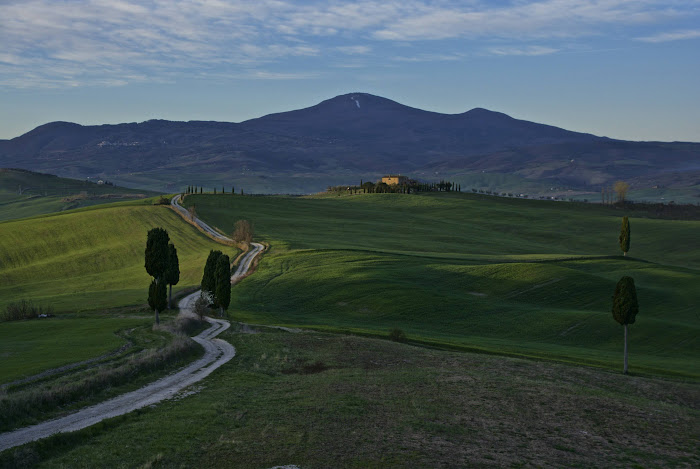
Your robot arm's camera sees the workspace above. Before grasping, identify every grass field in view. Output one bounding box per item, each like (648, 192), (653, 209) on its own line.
(4, 329), (696, 468)
(0, 202), (234, 313)
(0, 169), (157, 222)
(182, 192), (700, 378)
(0, 188), (698, 466)
(0, 317), (146, 384)
(0, 310), (204, 434)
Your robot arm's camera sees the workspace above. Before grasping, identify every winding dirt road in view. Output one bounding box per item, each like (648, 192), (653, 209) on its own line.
(171, 194), (232, 242)
(0, 198), (263, 453)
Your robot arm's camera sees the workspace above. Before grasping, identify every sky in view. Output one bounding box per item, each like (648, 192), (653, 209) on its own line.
(1, 0), (699, 142)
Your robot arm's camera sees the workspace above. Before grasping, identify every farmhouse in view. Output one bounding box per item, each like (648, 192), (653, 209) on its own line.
(381, 175), (408, 185)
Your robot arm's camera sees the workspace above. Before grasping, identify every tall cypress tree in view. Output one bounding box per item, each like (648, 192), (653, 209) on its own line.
(612, 276), (639, 374)
(214, 254), (231, 317)
(619, 216), (630, 256)
(164, 243), (180, 309)
(145, 228), (170, 324)
(201, 250), (223, 295)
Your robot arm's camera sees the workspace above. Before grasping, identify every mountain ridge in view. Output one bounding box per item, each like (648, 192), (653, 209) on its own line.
(0, 92), (697, 196)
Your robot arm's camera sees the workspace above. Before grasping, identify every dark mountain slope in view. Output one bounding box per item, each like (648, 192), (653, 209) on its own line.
(0, 93), (697, 194)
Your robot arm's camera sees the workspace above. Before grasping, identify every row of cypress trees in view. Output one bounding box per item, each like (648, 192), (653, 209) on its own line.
(185, 186), (241, 195)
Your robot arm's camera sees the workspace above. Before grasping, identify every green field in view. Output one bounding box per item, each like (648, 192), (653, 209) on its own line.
(0, 202), (234, 313)
(1, 188), (698, 466)
(182, 192), (700, 378)
(0, 317), (147, 384)
(0, 169), (157, 222)
(4, 329), (696, 468)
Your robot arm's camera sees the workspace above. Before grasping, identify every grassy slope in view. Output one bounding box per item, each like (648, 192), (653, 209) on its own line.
(0, 202), (234, 313)
(0, 169), (157, 222)
(0, 317), (146, 384)
(9, 330), (697, 468)
(184, 192), (700, 378)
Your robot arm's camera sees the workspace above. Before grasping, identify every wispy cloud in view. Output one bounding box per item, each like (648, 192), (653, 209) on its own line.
(487, 46), (559, 56)
(636, 29), (700, 42)
(336, 45), (372, 55)
(393, 53), (465, 62)
(0, 0), (697, 89)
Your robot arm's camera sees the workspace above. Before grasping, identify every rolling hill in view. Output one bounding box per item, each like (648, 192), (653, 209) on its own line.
(0, 201), (232, 312)
(0, 168), (157, 221)
(1, 93), (698, 196)
(181, 191), (700, 379)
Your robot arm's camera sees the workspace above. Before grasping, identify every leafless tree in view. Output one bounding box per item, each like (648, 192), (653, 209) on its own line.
(232, 219), (254, 245)
(187, 204), (197, 222)
(614, 181), (630, 203)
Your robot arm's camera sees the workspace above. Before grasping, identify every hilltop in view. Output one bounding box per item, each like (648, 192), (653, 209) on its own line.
(1, 93), (698, 196)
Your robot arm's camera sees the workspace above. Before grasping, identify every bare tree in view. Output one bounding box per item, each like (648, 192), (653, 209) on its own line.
(232, 219), (254, 246)
(614, 181), (630, 203)
(194, 293), (210, 321)
(187, 204), (197, 222)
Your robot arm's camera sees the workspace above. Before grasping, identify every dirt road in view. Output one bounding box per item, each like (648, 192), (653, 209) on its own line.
(0, 198), (264, 453)
(0, 306), (235, 452)
(171, 194), (232, 242)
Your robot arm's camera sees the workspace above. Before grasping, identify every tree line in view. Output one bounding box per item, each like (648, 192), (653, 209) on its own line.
(327, 179), (462, 194)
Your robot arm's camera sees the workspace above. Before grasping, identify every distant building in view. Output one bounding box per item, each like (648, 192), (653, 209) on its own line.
(381, 175), (408, 185)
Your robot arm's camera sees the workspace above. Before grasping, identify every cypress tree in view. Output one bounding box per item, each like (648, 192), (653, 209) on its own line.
(201, 250), (223, 295)
(214, 254), (231, 317)
(164, 243), (180, 309)
(612, 276), (639, 374)
(144, 228), (170, 324)
(619, 216), (630, 256)
(148, 279), (167, 316)
(232, 185), (235, 194)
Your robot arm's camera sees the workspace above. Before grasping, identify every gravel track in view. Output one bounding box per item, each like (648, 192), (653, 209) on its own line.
(0, 198), (264, 453)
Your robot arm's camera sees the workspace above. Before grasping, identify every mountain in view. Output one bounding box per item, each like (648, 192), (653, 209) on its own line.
(1, 93), (698, 196)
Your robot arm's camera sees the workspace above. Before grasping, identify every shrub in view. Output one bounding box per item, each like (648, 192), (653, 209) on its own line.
(388, 328), (407, 343)
(193, 294), (211, 321)
(1, 300), (53, 322)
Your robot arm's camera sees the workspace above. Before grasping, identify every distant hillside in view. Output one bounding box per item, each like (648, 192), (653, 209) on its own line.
(0, 168), (156, 221)
(0, 93), (698, 196)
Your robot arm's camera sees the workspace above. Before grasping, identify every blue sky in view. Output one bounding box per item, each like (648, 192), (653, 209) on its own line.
(1, 0), (699, 141)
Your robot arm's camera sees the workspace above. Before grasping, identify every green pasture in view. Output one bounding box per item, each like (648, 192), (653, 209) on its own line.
(7, 330), (697, 467)
(0, 317), (148, 384)
(184, 191), (700, 268)
(183, 192), (700, 378)
(0, 203), (232, 312)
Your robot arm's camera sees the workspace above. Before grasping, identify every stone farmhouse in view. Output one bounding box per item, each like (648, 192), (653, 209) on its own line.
(381, 175), (408, 185)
